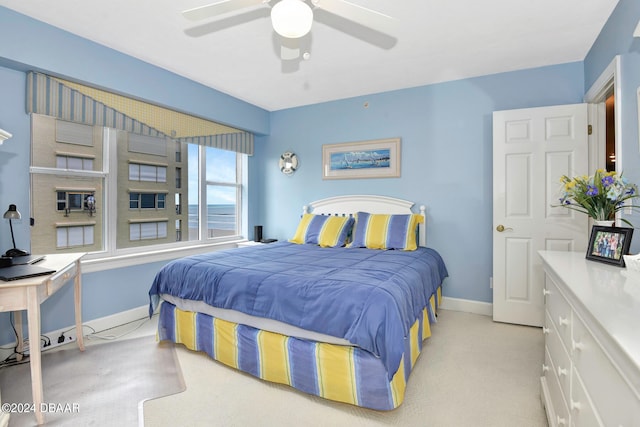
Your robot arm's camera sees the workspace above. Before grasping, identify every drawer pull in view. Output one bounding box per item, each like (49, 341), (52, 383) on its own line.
(558, 316), (569, 326)
(542, 364), (549, 373)
(557, 366), (568, 377)
(542, 288), (550, 296)
(570, 400), (582, 411)
(542, 327), (550, 334)
(556, 415), (567, 425)
(572, 340), (585, 351)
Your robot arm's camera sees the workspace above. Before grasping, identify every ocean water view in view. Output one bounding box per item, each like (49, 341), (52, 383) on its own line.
(188, 204), (236, 238)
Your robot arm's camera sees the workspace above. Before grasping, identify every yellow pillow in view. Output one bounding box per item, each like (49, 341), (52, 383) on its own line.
(290, 214), (354, 247)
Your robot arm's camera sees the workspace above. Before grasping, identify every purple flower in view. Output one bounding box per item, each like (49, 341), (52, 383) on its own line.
(586, 185), (598, 196)
(602, 176), (614, 187)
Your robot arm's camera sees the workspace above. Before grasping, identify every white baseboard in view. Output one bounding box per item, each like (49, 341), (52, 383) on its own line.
(83, 304), (149, 335)
(0, 305), (149, 361)
(440, 296), (493, 317)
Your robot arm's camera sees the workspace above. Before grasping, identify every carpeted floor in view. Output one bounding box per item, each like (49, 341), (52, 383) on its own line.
(0, 334), (184, 427)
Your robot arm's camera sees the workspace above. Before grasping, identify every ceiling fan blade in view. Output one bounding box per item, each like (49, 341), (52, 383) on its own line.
(182, 0), (268, 21)
(311, 0), (395, 35)
(314, 9), (396, 50)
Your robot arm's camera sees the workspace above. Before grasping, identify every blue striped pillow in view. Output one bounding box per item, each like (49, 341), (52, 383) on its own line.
(349, 212), (423, 250)
(290, 214), (354, 247)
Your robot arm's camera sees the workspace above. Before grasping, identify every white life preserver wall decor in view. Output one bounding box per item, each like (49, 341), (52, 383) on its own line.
(279, 151), (298, 176)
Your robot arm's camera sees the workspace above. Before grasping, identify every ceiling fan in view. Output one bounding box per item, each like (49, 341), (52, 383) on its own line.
(182, 0), (395, 62)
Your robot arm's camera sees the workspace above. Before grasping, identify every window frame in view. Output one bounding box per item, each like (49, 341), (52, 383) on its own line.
(31, 123), (247, 273)
(56, 190), (96, 213)
(56, 224), (95, 249)
(101, 128), (246, 259)
(129, 192), (167, 210)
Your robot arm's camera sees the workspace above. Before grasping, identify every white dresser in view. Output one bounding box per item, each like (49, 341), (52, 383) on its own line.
(539, 250), (640, 426)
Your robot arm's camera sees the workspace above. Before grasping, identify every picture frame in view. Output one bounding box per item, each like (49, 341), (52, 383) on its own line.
(322, 138), (401, 180)
(586, 225), (634, 267)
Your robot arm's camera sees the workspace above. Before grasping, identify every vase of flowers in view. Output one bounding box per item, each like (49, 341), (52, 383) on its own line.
(556, 169), (639, 226)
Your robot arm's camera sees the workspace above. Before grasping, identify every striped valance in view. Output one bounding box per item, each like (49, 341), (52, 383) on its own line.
(26, 72), (254, 155)
(179, 133), (253, 155)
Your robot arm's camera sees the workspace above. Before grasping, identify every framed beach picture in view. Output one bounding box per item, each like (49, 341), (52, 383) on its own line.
(322, 138), (401, 180)
(586, 225), (634, 267)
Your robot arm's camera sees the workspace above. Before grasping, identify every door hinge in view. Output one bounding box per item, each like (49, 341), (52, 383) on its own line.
(588, 124), (593, 135)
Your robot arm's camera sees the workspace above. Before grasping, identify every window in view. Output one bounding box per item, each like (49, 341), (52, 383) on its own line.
(56, 225), (95, 248)
(57, 191), (96, 213)
(175, 167), (182, 188)
(129, 192), (166, 210)
(30, 114), (246, 258)
(56, 155), (94, 171)
(129, 221), (168, 241)
(188, 145), (241, 240)
(175, 141), (182, 162)
(129, 163), (167, 183)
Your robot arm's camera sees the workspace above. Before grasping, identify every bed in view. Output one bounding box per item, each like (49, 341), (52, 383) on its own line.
(149, 195), (448, 410)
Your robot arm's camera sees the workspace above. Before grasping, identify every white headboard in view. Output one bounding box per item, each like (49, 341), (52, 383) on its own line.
(303, 195), (427, 247)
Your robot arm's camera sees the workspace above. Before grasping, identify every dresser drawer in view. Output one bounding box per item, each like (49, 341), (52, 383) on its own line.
(570, 367), (602, 427)
(46, 262), (77, 295)
(545, 311), (571, 400)
(572, 313), (640, 426)
(543, 346), (570, 426)
(545, 278), (572, 350)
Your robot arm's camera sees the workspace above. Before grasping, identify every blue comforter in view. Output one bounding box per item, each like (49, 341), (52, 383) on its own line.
(149, 242), (448, 378)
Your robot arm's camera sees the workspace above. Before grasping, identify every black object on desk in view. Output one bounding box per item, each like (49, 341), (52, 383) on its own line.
(0, 254), (45, 268)
(0, 264), (56, 281)
(11, 255), (45, 265)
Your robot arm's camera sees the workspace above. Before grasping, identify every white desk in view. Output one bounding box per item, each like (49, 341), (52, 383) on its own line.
(0, 253), (85, 425)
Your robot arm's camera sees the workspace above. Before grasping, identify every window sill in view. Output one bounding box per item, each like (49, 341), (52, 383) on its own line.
(80, 240), (245, 273)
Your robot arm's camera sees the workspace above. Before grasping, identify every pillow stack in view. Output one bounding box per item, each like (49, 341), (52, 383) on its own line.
(289, 214), (354, 247)
(349, 212), (423, 251)
(290, 211), (423, 250)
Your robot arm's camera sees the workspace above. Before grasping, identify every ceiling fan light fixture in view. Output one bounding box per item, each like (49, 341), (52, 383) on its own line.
(271, 0), (313, 39)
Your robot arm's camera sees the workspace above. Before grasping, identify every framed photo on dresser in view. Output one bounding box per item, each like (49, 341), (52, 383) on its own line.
(586, 225), (633, 267)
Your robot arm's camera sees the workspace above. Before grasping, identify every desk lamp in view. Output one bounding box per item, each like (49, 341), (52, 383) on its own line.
(3, 204), (29, 257)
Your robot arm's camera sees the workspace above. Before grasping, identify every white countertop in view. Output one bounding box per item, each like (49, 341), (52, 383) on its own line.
(538, 250), (640, 393)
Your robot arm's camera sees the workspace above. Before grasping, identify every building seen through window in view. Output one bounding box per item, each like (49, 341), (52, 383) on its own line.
(30, 114), (244, 256)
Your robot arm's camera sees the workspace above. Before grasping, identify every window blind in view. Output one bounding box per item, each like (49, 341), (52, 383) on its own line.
(26, 71), (254, 155)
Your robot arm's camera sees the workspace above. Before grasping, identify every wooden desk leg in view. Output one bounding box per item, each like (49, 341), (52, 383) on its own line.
(26, 287), (44, 425)
(74, 259), (84, 352)
(13, 311), (24, 362)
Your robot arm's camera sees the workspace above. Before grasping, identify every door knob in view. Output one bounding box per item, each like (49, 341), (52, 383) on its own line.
(496, 225), (513, 232)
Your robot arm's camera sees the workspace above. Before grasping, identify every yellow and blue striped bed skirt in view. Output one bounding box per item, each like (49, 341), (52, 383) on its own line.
(157, 286), (442, 410)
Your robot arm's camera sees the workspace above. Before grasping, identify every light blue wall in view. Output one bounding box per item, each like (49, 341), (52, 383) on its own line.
(256, 63), (585, 303)
(584, 0), (640, 253)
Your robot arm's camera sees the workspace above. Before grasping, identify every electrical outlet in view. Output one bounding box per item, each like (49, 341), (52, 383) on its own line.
(22, 331), (77, 356)
(48, 332), (76, 350)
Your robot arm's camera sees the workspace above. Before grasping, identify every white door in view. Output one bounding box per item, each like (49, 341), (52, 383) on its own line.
(493, 104), (589, 326)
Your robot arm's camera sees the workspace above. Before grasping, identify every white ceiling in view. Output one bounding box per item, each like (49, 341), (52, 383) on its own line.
(0, 0), (620, 112)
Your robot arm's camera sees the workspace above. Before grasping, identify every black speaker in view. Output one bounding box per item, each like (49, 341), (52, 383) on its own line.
(254, 225), (263, 242)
